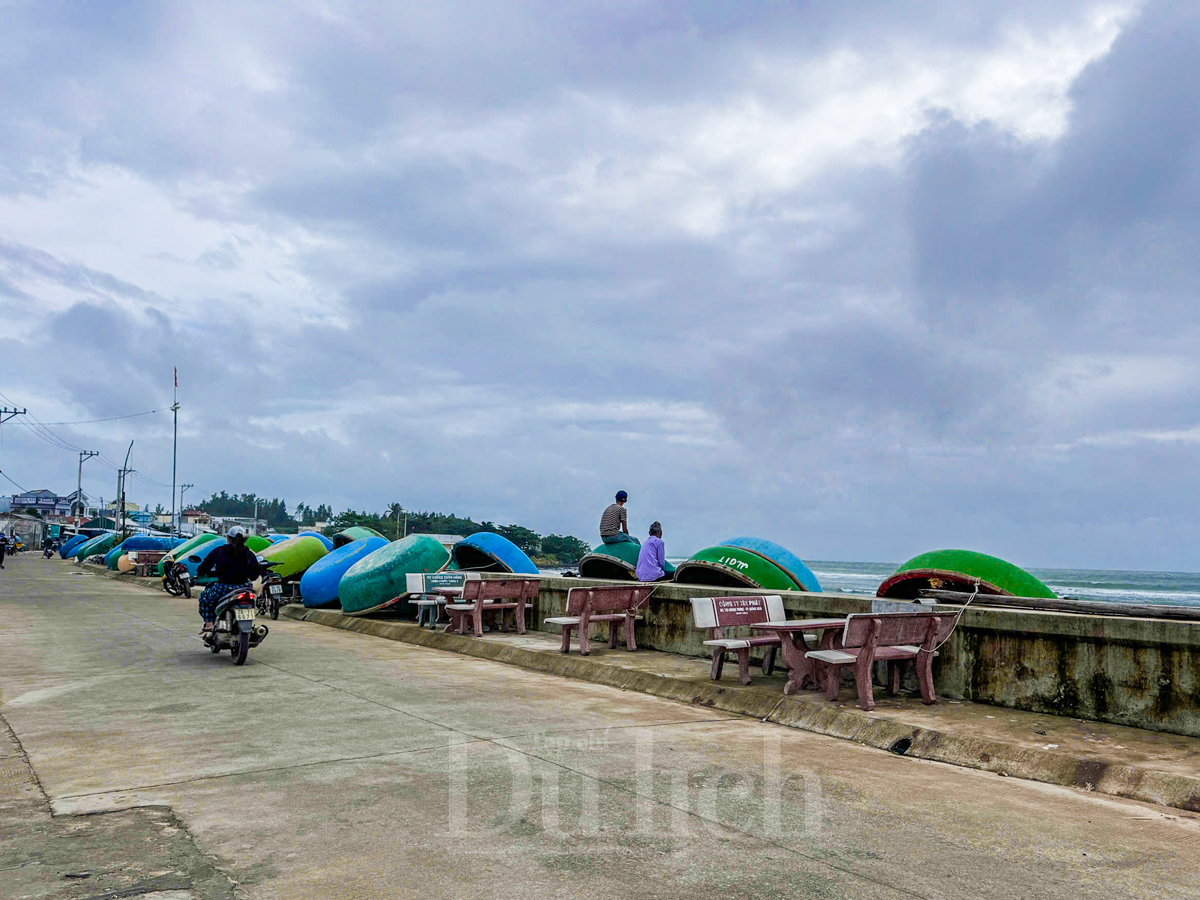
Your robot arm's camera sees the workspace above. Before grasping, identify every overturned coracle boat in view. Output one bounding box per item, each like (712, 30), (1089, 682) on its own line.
(876, 549), (1055, 599)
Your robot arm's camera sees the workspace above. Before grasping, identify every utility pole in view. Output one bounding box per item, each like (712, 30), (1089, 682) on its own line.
(171, 367), (179, 535)
(180, 484), (194, 533)
(75, 451), (99, 530)
(0, 407), (26, 425)
(118, 440), (134, 536)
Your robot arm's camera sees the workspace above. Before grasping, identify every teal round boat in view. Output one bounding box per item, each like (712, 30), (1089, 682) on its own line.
(72, 532), (120, 561)
(332, 526), (387, 548)
(578, 542), (676, 581)
(257, 535), (328, 580)
(877, 549), (1055, 599)
(673, 546), (798, 591)
(299, 537), (388, 609)
(338, 535), (450, 615)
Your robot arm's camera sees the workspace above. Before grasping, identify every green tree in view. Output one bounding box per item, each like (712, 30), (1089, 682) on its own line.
(386, 503), (404, 539)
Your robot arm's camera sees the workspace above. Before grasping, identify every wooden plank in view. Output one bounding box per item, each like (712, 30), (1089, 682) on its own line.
(917, 589), (1200, 622)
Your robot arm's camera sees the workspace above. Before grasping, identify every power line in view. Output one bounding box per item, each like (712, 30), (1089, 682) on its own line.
(0, 393), (175, 487)
(0, 470), (28, 492)
(40, 408), (169, 426)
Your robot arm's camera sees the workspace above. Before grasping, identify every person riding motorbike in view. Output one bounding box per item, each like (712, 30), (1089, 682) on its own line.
(195, 527), (261, 634)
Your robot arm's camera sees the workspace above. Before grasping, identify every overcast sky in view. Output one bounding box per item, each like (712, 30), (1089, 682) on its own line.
(2, 1), (1197, 571)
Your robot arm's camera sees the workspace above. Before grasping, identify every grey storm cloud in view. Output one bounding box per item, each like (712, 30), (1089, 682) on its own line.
(1, 0), (1197, 570)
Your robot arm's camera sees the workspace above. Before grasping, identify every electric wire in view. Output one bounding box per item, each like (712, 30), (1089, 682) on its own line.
(0, 394), (174, 487)
(40, 408), (169, 425)
(0, 470), (28, 492)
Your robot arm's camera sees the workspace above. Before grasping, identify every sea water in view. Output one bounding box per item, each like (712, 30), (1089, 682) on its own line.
(648, 559), (1200, 607)
(808, 561), (1200, 608)
(546, 559), (1200, 607)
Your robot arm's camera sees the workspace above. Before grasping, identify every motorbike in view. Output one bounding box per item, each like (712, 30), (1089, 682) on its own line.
(201, 584), (269, 665)
(43, 543), (57, 559)
(256, 560), (285, 620)
(163, 560), (192, 598)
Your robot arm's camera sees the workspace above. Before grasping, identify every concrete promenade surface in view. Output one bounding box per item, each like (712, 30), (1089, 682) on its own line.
(3, 557), (1200, 899)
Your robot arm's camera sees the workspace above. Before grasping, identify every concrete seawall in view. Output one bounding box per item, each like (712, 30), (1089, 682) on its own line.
(487, 575), (1200, 738)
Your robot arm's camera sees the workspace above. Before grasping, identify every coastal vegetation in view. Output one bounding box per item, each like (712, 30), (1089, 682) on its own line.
(196, 492), (591, 566)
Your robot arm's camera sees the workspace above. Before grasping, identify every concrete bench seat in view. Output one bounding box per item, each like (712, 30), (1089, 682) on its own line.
(691, 595), (788, 684)
(445, 579), (540, 637)
(806, 612), (956, 711)
(551, 585), (653, 655)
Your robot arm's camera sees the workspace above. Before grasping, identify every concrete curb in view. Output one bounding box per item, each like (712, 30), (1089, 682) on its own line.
(280, 605), (1200, 813)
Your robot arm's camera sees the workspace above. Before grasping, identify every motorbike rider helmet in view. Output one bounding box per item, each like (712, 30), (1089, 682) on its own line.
(227, 525), (247, 542)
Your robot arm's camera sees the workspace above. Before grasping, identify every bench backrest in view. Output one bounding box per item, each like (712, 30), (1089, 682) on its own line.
(572, 584), (654, 616)
(841, 612), (958, 650)
(461, 578), (541, 605)
(690, 595), (785, 632)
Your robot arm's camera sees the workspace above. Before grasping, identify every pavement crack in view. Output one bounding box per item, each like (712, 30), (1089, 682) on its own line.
(0, 708), (51, 810)
(51, 741), (492, 802)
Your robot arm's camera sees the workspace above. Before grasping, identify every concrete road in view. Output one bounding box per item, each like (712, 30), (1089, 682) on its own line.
(2, 555), (1198, 899)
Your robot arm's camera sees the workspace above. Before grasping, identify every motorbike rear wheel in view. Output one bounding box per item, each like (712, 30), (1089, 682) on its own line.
(232, 630), (250, 665)
(182, 581), (191, 599)
(270, 592), (279, 619)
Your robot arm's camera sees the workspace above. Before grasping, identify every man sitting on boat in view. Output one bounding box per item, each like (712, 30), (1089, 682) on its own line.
(599, 491), (639, 545)
(636, 522), (670, 582)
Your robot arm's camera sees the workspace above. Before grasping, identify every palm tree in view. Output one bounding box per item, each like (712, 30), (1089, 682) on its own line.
(387, 503), (403, 539)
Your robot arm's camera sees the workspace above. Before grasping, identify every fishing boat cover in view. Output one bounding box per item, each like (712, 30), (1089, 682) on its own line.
(876, 549), (1055, 599)
(450, 531), (539, 575)
(299, 537), (388, 609)
(338, 534), (450, 615)
(718, 537), (822, 592)
(299, 531), (335, 551)
(57, 533), (93, 559)
(673, 545), (798, 591)
(578, 542), (677, 581)
(256, 535), (327, 580)
(71, 532), (120, 561)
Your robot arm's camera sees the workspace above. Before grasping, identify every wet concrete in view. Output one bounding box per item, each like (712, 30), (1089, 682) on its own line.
(4, 555), (1200, 899)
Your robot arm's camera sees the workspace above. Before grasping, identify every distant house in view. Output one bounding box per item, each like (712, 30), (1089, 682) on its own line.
(181, 509), (210, 525)
(423, 534), (465, 552)
(11, 489), (73, 517)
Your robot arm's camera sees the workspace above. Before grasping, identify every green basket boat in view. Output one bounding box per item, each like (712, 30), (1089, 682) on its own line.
(578, 542), (676, 581)
(257, 535), (328, 580)
(876, 549), (1055, 600)
(338, 535), (450, 616)
(672, 545), (799, 591)
(71, 532), (121, 561)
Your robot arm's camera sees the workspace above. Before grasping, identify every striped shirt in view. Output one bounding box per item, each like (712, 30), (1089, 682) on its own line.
(599, 503), (628, 537)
